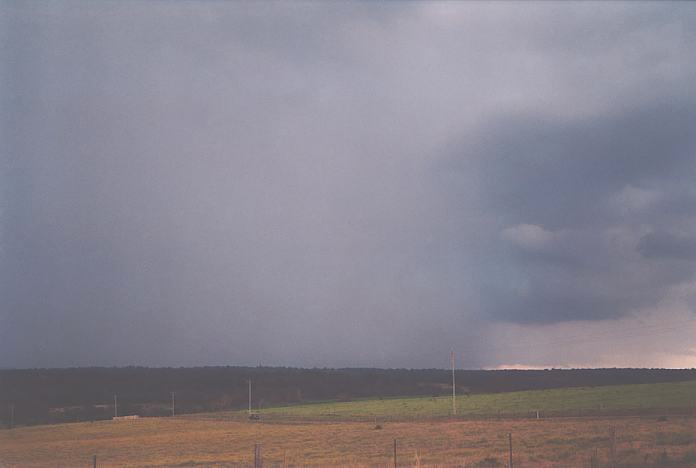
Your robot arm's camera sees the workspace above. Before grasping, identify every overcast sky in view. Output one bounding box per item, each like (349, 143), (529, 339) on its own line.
(2, 1), (696, 369)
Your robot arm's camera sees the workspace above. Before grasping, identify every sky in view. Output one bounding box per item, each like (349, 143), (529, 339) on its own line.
(2, 1), (696, 369)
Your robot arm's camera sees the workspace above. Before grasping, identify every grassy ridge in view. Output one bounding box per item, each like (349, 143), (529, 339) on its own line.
(257, 380), (696, 420)
(6, 367), (696, 427)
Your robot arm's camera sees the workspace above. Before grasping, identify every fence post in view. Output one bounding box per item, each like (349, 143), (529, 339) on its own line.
(254, 443), (262, 468)
(8, 404), (14, 429)
(508, 432), (513, 468)
(393, 438), (397, 468)
(93, 454), (97, 468)
(590, 448), (599, 468)
(610, 427), (616, 467)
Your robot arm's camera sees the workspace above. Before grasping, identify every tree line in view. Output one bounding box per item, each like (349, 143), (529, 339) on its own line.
(1, 367), (695, 427)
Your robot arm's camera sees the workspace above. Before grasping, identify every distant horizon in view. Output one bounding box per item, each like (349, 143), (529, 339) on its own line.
(3, 364), (696, 372)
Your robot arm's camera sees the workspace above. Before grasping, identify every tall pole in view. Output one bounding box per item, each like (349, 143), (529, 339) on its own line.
(451, 350), (456, 415)
(114, 395), (118, 418)
(171, 392), (175, 417)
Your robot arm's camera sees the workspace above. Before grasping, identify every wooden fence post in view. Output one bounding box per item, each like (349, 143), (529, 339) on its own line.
(393, 438), (397, 468)
(254, 443), (262, 468)
(590, 448), (599, 468)
(508, 433), (513, 468)
(610, 427), (616, 467)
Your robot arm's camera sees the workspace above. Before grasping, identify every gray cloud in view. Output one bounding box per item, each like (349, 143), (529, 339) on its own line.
(638, 232), (696, 261)
(441, 96), (696, 324)
(2, 2), (696, 368)
(446, 100), (696, 230)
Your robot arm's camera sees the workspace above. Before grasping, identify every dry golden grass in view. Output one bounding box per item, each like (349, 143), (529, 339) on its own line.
(1, 416), (696, 467)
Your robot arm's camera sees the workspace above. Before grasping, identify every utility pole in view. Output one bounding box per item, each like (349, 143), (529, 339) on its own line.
(114, 395), (118, 418)
(451, 350), (456, 416)
(171, 392), (175, 417)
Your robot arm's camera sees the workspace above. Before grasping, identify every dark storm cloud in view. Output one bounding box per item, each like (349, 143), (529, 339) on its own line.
(451, 100), (696, 230)
(638, 232), (696, 261)
(2, 1), (696, 368)
(436, 93), (696, 324)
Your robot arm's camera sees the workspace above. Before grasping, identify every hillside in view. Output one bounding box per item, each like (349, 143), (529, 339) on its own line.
(254, 380), (696, 421)
(2, 367), (696, 427)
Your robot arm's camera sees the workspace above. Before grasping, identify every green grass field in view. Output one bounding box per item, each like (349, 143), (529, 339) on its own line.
(249, 380), (696, 421)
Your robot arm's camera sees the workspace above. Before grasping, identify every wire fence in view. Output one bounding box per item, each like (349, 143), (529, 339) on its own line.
(82, 425), (696, 468)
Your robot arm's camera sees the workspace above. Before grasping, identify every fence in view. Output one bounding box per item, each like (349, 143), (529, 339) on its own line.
(82, 426), (696, 468)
